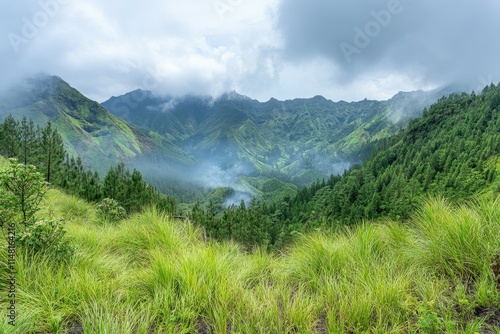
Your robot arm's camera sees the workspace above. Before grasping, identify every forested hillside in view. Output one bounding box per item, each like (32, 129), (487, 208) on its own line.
(0, 116), (176, 215)
(0, 74), (153, 172)
(290, 84), (500, 223)
(104, 87), (450, 200)
(190, 84), (500, 249)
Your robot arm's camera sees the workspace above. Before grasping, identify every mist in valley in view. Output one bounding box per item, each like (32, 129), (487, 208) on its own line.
(131, 151), (258, 206)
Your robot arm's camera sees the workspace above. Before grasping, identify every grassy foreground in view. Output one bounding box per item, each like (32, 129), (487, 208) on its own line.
(1, 189), (499, 333)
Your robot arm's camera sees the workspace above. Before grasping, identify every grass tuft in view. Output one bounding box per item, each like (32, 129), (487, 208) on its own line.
(1, 195), (499, 333)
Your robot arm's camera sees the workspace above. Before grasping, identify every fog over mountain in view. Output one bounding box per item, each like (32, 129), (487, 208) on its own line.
(103, 84), (460, 202)
(1, 1), (498, 103)
(0, 72), (477, 204)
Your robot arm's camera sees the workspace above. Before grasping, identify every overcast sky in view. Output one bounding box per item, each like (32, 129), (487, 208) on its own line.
(1, 0), (499, 102)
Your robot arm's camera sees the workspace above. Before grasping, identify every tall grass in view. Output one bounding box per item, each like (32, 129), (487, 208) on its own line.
(410, 197), (498, 279)
(1, 190), (499, 333)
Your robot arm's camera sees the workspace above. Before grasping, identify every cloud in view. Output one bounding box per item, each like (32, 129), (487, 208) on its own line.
(276, 0), (500, 90)
(1, 0), (280, 101)
(1, 0), (499, 102)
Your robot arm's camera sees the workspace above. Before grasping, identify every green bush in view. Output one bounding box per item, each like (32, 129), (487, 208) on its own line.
(0, 188), (16, 230)
(417, 306), (444, 333)
(18, 219), (74, 261)
(97, 198), (126, 222)
(0, 159), (74, 265)
(0, 159), (47, 227)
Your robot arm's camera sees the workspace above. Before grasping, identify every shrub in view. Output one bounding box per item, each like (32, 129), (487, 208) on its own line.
(0, 159), (47, 226)
(0, 187), (16, 230)
(18, 219), (74, 262)
(97, 198), (126, 223)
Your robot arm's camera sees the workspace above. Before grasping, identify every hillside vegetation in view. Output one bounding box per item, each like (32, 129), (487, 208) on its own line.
(189, 84), (500, 249)
(0, 74), (458, 203)
(0, 118), (176, 219)
(0, 74), (153, 172)
(103, 88), (447, 199)
(0, 185), (499, 333)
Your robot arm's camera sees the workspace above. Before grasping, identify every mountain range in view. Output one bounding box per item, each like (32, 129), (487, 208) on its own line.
(102, 84), (459, 201)
(0, 74), (467, 202)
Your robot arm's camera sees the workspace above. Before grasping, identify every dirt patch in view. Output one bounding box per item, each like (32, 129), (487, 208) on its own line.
(476, 306), (500, 333)
(66, 320), (84, 334)
(315, 315), (328, 334)
(226, 320), (233, 334)
(491, 253), (500, 287)
(196, 317), (211, 334)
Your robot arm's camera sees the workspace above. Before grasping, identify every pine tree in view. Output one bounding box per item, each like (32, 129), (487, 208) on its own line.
(103, 165), (121, 201)
(39, 121), (65, 183)
(18, 116), (38, 165)
(0, 115), (20, 158)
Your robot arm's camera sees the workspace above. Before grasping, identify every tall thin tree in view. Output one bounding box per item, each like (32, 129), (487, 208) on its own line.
(40, 121), (65, 183)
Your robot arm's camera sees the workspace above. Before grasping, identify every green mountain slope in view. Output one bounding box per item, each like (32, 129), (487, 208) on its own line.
(0, 74), (463, 203)
(278, 84), (500, 228)
(0, 74), (154, 171)
(104, 91), (440, 177)
(103, 87), (451, 201)
(187, 84), (500, 250)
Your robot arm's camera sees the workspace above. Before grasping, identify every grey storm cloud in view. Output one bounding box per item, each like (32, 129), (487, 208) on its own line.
(0, 0), (499, 102)
(276, 0), (500, 87)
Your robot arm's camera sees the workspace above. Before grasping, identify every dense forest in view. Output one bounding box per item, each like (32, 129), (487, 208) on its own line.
(0, 85), (499, 333)
(103, 85), (446, 199)
(1, 84), (499, 250)
(190, 84), (500, 249)
(0, 115), (176, 215)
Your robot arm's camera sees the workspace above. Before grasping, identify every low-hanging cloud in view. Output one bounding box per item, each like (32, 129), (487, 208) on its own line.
(0, 0), (281, 102)
(277, 0), (500, 89)
(1, 0), (499, 104)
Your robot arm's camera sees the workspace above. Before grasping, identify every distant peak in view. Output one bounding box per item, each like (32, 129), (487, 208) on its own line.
(312, 95), (327, 100)
(126, 89), (154, 99)
(3, 73), (74, 101)
(19, 73), (72, 94)
(217, 90), (251, 101)
(389, 90), (428, 102)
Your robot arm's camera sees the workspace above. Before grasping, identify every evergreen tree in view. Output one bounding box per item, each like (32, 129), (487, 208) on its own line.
(39, 121), (65, 183)
(18, 116), (38, 165)
(0, 115), (20, 158)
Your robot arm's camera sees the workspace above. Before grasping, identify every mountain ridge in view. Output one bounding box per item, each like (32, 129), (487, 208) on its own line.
(0, 74), (154, 172)
(103, 85), (456, 186)
(0, 73), (470, 202)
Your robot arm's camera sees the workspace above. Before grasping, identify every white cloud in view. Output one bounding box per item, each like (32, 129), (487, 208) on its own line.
(1, 0), (282, 101)
(1, 0), (498, 102)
